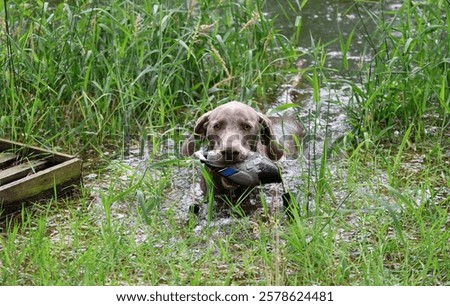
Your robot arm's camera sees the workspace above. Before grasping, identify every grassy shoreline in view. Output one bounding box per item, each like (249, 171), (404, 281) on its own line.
(1, 0), (297, 153)
(1, 0), (449, 285)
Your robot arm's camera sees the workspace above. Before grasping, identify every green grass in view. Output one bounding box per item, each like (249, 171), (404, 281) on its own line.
(1, 0), (450, 286)
(1, 147), (449, 285)
(1, 0), (296, 152)
(347, 0), (450, 142)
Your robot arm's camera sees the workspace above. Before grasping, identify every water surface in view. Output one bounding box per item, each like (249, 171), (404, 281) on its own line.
(87, 0), (405, 232)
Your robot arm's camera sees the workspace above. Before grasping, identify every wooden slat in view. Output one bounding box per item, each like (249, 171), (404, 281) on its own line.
(0, 158), (82, 206)
(0, 139), (72, 164)
(0, 152), (16, 168)
(0, 159), (48, 186)
(0, 138), (82, 216)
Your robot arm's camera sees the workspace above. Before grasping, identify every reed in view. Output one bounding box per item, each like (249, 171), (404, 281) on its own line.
(0, 0), (296, 154)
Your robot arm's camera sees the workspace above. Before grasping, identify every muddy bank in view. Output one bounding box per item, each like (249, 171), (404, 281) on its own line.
(82, 68), (352, 239)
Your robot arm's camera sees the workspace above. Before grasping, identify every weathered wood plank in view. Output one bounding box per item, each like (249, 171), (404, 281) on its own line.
(0, 139), (72, 164)
(0, 138), (82, 216)
(0, 152), (16, 168)
(0, 158), (82, 207)
(0, 159), (48, 186)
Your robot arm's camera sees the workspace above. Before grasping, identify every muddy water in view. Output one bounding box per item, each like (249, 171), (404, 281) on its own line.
(85, 69), (354, 236)
(265, 0), (403, 70)
(85, 0), (401, 235)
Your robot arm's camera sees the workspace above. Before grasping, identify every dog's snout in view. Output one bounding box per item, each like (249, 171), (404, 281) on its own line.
(222, 148), (241, 162)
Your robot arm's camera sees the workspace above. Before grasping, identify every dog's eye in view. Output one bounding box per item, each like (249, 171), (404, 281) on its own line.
(213, 123), (221, 130)
(242, 124), (252, 131)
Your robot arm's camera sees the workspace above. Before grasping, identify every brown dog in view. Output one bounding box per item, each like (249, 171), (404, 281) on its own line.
(182, 101), (303, 199)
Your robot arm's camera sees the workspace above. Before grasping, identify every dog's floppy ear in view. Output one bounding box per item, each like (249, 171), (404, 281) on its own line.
(258, 113), (284, 161)
(193, 111), (211, 137)
(181, 111), (211, 156)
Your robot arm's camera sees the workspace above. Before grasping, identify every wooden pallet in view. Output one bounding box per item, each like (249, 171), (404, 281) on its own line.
(0, 138), (82, 216)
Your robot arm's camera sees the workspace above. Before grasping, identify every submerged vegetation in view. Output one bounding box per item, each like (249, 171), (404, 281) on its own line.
(1, 0), (449, 285)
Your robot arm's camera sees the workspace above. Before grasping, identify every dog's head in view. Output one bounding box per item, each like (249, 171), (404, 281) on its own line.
(181, 101), (283, 163)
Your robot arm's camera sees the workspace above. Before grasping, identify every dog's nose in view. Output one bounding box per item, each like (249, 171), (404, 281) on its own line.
(223, 148), (239, 161)
(222, 148), (241, 162)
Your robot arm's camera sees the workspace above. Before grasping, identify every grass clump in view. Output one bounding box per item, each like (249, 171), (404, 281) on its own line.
(348, 0), (449, 142)
(0, 0), (295, 153)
